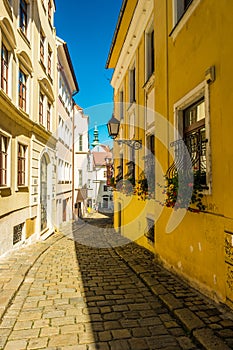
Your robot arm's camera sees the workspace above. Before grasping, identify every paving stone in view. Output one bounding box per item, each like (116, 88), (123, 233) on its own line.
(177, 336), (198, 349)
(128, 337), (149, 349)
(48, 334), (78, 347)
(193, 328), (231, 350)
(160, 293), (184, 310)
(174, 308), (205, 331)
(40, 326), (59, 336)
(14, 320), (33, 330)
(60, 324), (84, 334)
(0, 223), (232, 350)
(4, 339), (28, 350)
(27, 337), (48, 349)
(9, 328), (40, 340)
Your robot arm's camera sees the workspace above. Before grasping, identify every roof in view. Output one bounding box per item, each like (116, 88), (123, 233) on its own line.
(57, 36), (79, 94)
(106, 0), (138, 69)
(93, 152), (112, 166)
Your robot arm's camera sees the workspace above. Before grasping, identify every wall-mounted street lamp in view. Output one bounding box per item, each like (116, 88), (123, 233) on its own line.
(107, 114), (142, 150)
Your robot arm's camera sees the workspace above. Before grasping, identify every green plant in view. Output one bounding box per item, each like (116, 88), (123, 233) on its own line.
(135, 171), (148, 200)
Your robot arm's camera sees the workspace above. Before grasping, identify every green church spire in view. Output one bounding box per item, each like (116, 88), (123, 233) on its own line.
(91, 124), (99, 147)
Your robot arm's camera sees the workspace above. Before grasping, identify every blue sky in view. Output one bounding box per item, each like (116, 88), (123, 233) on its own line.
(55, 1), (123, 147)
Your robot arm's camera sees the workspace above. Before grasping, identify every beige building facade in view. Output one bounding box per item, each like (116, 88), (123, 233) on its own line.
(0, 0), (57, 256)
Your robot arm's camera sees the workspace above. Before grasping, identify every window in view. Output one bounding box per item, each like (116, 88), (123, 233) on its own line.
(145, 134), (155, 197)
(183, 98), (207, 185)
(40, 31), (45, 64)
(48, 0), (52, 23)
(48, 45), (52, 76)
(129, 67), (136, 104)
(87, 155), (91, 171)
(79, 134), (83, 151)
(174, 0), (193, 25)
(18, 143), (26, 186)
(47, 102), (51, 131)
(19, 0), (28, 35)
(119, 90), (124, 120)
(18, 69), (27, 110)
(145, 29), (154, 81)
(13, 223), (24, 244)
(1, 44), (8, 94)
(78, 169), (82, 187)
(104, 171), (107, 178)
(103, 185), (108, 192)
(39, 92), (44, 124)
(0, 134), (8, 186)
(172, 83), (211, 191)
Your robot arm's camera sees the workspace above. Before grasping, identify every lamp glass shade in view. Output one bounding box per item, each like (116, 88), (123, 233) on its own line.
(107, 115), (120, 139)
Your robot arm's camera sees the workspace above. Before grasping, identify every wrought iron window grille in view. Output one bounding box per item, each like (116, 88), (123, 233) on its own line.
(166, 132), (208, 189)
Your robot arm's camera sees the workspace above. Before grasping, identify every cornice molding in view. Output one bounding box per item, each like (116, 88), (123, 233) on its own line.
(0, 90), (57, 148)
(111, 0), (153, 91)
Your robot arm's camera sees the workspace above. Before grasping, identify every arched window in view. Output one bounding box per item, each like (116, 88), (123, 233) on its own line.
(0, 17), (16, 98)
(17, 51), (33, 114)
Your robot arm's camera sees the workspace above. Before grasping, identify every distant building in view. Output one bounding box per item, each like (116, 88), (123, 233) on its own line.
(87, 127), (113, 212)
(73, 104), (89, 218)
(56, 37), (79, 227)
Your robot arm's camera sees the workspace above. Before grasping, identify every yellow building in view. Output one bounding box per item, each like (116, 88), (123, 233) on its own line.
(107, 0), (233, 308)
(0, 0), (57, 255)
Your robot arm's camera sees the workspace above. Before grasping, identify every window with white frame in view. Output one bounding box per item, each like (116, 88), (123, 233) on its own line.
(119, 90), (124, 120)
(19, 0), (28, 36)
(38, 85), (53, 131)
(78, 169), (82, 187)
(1, 33), (14, 99)
(173, 0), (193, 25)
(39, 92), (44, 124)
(47, 102), (51, 131)
(129, 66), (136, 104)
(174, 82), (210, 189)
(40, 31), (45, 65)
(145, 28), (154, 81)
(79, 134), (83, 151)
(18, 143), (27, 186)
(18, 69), (27, 111)
(1, 43), (9, 94)
(0, 133), (9, 186)
(48, 0), (53, 24)
(48, 44), (52, 77)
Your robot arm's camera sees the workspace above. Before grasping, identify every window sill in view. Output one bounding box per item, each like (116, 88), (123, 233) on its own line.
(0, 187), (11, 197)
(16, 186), (29, 192)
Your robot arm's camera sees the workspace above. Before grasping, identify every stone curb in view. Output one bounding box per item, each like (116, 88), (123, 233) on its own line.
(114, 246), (232, 350)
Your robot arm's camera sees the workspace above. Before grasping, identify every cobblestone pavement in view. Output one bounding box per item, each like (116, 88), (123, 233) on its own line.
(0, 215), (232, 349)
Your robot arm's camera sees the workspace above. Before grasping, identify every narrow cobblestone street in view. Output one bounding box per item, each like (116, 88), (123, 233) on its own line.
(0, 215), (233, 349)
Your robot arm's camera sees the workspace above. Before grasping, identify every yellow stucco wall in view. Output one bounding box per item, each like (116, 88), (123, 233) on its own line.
(109, 0), (233, 306)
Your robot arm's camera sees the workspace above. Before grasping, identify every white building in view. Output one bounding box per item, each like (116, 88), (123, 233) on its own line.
(56, 37), (79, 227)
(87, 127), (113, 213)
(73, 104), (89, 218)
